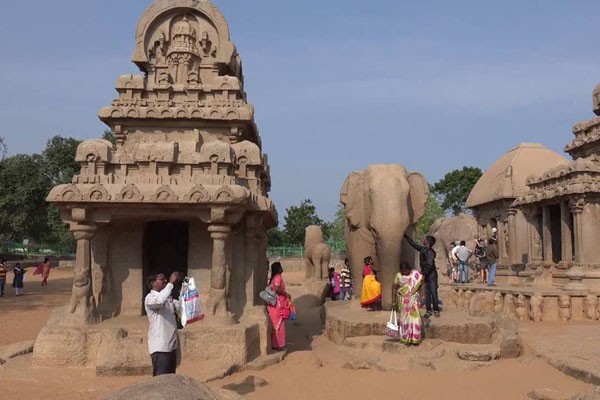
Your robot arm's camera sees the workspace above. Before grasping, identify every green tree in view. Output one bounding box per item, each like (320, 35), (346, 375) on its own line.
(415, 193), (444, 241)
(267, 227), (286, 247)
(432, 166), (482, 215)
(103, 129), (116, 145)
(0, 136), (7, 161)
(42, 136), (81, 185)
(330, 204), (346, 243)
(0, 154), (50, 241)
(283, 199), (330, 246)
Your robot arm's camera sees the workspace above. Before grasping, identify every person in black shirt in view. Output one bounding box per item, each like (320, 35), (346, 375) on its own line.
(404, 234), (440, 318)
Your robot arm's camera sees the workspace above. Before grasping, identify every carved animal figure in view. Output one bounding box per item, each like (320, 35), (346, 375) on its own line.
(584, 295), (598, 320)
(304, 225), (331, 281)
(427, 214), (479, 275)
(515, 294), (528, 321)
(456, 289), (466, 310)
(529, 294), (544, 322)
(340, 164), (428, 309)
(558, 294), (571, 322)
(493, 292), (504, 313)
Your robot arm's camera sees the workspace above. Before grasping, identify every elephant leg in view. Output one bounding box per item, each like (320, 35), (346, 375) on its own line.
(321, 248), (331, 280)
(346, 229), (375, 302)
(305, 254), (315, 281)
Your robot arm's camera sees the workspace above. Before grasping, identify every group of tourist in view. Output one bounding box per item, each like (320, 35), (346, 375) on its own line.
(0, 257), (52, 297)
(447, 232), (498, 286)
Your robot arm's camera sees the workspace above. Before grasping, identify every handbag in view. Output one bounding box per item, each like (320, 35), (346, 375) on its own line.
(259, 286), (277, 306)
(383, 310), (401, 339)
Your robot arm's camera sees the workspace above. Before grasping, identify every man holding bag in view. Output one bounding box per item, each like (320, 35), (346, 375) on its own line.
(145, 271), (182, 376)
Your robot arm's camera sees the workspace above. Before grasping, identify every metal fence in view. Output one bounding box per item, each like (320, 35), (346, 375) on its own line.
(0, 240), (75, 257)
(267, 242), (347, 258)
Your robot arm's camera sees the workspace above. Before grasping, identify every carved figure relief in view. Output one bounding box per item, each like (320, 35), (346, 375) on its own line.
(515, 294), (528, 321)
(558, 294), (572, 322)
(529, 294), (544, 323)
(503, 293), (516, 317)
(493, 292), (504, 313)
(584, 295), (598, 320)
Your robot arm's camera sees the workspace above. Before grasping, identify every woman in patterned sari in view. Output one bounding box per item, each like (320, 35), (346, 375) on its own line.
(392, 262), (424, 345)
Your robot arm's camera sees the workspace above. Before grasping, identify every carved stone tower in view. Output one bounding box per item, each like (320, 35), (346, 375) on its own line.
(34, 0), (278, 373)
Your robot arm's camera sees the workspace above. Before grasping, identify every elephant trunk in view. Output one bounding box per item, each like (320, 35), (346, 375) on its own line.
(372, 224), (407, 310)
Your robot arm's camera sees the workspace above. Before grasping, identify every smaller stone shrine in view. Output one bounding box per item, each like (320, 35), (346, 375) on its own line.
(466, 143), (568, 273)
(450, 83), (600, 323)
(514, 83), (600, 292)
(33, 0), (278, 374)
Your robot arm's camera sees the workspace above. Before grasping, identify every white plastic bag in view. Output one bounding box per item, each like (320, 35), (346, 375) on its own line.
(179, 277), (204, 327)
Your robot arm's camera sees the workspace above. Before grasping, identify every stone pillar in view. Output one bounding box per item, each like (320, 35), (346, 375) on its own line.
(507, 208), (518, 265)
(208, 224), (232, 316)
(542, 206), (553, 263)
(69, 223), (97, 324)
(245, 216), (260, 308)
(560, 201), (573, 264)
(570, 200), (584, 264)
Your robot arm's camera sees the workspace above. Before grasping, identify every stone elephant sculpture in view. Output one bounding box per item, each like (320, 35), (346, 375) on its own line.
(304, 225), (331, 281)
(427, 214), (478, 275)
(340, 164), (429, 310)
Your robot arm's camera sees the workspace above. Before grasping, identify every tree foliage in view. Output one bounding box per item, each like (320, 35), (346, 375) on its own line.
(415, 193), (444, 241)
(330, 204), (346, 243)
(0, 154), (51, 241)
(103, 129), (116, 145)
(282, 199), (331, 246)
(0, 136), (7, 161)
(432, 166), (482, 215)
(267, 227), (286, 247)
(0, 135), (81, 251)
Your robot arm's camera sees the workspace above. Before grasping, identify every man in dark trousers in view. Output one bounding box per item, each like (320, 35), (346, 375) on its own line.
(145, 271), (182, 376)
(404, 234), (440, 318)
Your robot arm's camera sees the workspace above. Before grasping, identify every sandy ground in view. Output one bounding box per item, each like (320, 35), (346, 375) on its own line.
(0, 269), (594, 399)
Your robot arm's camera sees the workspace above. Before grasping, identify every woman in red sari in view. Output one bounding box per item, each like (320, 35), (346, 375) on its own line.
(266, 262), (291, 351)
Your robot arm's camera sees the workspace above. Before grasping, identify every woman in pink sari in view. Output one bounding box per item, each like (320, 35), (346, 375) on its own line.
(266, 262), (291, 351)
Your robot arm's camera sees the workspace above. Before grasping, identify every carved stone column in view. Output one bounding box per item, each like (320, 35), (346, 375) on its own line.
(542, 206), (553, 263)
(570, 199), (584, 264)
(245, 216), (260, 307)
(507, 208), (518, 265)
(69, 223), (97, 324)
(560, 201), (573, 264)
(208, 224), (232, 316)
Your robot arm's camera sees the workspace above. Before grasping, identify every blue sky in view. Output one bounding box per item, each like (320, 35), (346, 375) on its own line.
(1, 1), (599, 222)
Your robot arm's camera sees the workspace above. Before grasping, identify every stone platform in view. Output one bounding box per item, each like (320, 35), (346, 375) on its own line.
(323, 300), (521, 360)
(32, 306), (273, 376)
(439, 282), (600, 323)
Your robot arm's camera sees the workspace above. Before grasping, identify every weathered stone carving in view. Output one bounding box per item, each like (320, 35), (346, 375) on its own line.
(304, 225), (331, 281)
(503, 293), (516, 317)
(493, 292), (504, 313)
(529, 294), (544, 322)
(583, 295), (598, 320)
(515, 294), (528, 321)
(558, 294), (572, 322)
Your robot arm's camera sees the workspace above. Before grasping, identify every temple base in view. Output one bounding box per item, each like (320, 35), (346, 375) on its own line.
(32, 306), (271, 376)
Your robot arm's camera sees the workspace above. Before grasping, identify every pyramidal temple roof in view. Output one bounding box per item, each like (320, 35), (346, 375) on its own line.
(466, 143), (568, 208)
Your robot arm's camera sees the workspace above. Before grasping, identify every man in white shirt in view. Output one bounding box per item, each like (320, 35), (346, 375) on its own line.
(452, 240), (472, 284)
(145, 272), (182, 376)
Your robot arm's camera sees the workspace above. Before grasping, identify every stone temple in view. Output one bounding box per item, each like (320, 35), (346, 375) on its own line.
(34, 0), (278, 373)
(452, 83), (600, 323)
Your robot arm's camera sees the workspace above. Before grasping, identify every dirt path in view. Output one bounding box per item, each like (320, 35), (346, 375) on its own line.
(0, 269), (594, 399)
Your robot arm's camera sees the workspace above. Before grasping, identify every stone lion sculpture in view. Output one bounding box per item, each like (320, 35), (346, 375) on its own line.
(304, 225), (331, 281)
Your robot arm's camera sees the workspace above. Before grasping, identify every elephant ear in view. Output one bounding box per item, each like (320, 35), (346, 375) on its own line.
(408, 172), (429, 225)
(340, 171), (364, 229)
